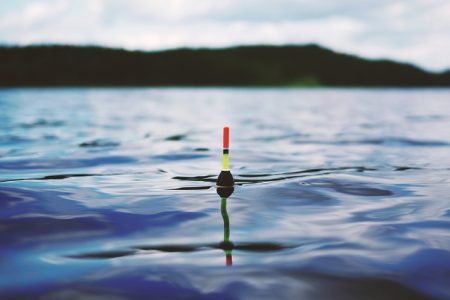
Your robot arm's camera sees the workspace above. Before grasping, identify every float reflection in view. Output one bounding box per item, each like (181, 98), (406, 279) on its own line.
(217, 186), (234, 266)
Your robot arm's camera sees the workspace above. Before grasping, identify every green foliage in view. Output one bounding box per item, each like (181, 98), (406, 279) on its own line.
(0, 44), (448, 86)
(288, 76), (322, 87)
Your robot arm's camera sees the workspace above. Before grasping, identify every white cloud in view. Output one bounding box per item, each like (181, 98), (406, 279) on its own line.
(0, 1), (68, 29)
(0, 0), (449, 71)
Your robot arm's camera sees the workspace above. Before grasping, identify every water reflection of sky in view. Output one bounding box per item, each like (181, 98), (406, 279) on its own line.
(1, 88), (450, 299)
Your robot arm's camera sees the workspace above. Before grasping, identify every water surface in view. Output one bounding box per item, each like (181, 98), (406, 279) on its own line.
(1, 88), (450, 299)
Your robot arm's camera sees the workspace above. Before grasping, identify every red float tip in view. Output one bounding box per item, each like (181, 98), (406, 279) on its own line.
(223, 127), (229, 149)
(226, 254), (233, 266)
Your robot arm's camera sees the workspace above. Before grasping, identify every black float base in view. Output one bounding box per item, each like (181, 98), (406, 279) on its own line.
(217, 170), (234, 198)
(217, 170), (234, 187)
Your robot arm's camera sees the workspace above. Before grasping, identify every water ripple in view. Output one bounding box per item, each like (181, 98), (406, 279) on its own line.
(0, 155), (136, 170)
(79, 138), (120, 148)
(293, 137), (450, 147)
(66, 242), (297, 259)
(1, 88), (449, 300)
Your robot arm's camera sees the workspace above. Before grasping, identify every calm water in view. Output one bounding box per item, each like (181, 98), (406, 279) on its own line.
(1, 88), (450, 299)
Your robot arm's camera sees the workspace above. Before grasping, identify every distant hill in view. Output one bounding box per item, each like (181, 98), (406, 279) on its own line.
(0, 44), (449, 87)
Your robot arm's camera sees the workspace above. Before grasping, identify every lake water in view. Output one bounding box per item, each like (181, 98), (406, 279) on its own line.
(1, 88), (450, 299)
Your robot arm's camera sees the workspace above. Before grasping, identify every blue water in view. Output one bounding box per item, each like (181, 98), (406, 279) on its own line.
(1, 88), (450, 299)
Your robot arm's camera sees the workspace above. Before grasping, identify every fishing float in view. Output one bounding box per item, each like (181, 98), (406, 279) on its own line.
(216, 126), (234, 266)
(217, 126), (234, 196)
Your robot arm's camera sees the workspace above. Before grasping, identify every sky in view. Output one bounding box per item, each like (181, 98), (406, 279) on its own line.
(0, 0), (449, 72)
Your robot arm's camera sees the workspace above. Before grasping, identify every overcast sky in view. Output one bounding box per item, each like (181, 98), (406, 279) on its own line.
(0, 0), (449, 71)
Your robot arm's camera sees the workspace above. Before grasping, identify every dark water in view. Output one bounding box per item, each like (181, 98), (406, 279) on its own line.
(1, 88), (450, 300)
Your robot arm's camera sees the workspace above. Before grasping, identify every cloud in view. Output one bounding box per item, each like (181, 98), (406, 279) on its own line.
(0, 0), (449, 71)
